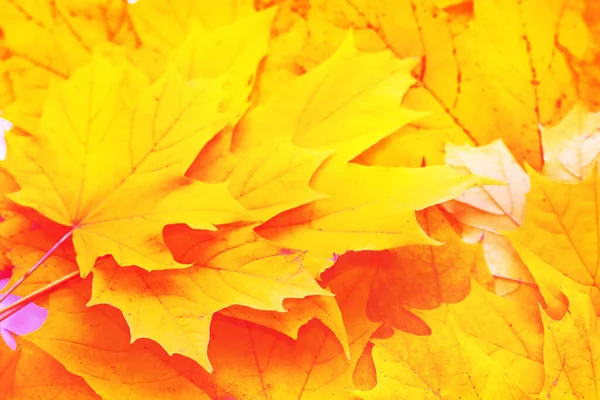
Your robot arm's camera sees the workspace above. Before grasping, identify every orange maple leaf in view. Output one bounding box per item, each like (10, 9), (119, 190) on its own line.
(1, 1), (599, 399)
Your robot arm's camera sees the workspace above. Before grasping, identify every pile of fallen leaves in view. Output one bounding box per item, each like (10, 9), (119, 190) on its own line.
(0, 0), (599, 399)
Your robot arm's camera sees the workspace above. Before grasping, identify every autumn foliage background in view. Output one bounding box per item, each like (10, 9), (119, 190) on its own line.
(0, 0), (599, 398)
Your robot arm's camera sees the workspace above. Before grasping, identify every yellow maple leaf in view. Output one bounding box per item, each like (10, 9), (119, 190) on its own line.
(269, 0), (581, 169)
(257, 160), (497, 257)
(0, 202), (219, 395)
(173, 9), (276, 119)
(0, 0), (138, 132)
(506, 164), (599, 293)
(129, 0), (256, 57)
(233, 32), (424, 163)
(447, 282), (545, 394)
(540, 285), (600, 399)
(361, 315), (528, 399)
(226, 142), (330, 221)
(4, 56), (251, 276)
(88, 223), (327, 371)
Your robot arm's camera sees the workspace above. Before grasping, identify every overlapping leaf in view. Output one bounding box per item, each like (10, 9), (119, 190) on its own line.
(507, 165), (599, 290)
(0, 339), (99, 400)
(89, 223), (327, 371)
(4, 56), (251, 276)
(24, 281), (216, 400)
(202, 255), (380, 400)
(540, 286), (600, 399)
(361, 317), (528, 399)
(541, 104), (600, 181)
(442, 140), (530, 233)
(269, 0), (584, 169)
(257, 160), (498, 257)
(233, 32), (423, 162)
(0, 1), (599, 399)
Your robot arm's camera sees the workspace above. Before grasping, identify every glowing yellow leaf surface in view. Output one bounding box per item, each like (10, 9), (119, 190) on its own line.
(362, 316), (528, 399)
(226, 143), (330, 221)
(174, 9), (277, 119)
(257, 161), (498, 257)
(234, 33), (423, 163)
(448, 282), (545, 394)
(540, 286), (600, 399)
(88, 223), (327, 371)
(284, 0), (580, 169)
(507, 165), (600, 289)
(4, 56), (250, 275)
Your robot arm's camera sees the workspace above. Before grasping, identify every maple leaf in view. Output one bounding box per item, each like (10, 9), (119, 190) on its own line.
(541, 103), (600, 182)
(88, 223), (327, 371)
(437, 140), (542, 299)
(360, 315), (528, 399)
(186, 30), (425, 185)
(442, 140), (530, 233)
(447, 282), (545, 394)
(540, 285), (600, 399)
(0, 204), (218, 396)
(232, 32), (424, 163)
(3, 56), (251, 275)
(0, 0), (138, 132)
(358, 281), (544, 397)
(203, 255), (381, 400)
(506, 164), (599, 295)
(319, 206), (490, 334)
(222, 295), (351, 357)
(22, 279), (216, 399)
(299, 0), (583, 169)
(129, 0), (256, 59)
(0, 339), (99, 400)
(173, 9), (277, 119)
(257, 160), (498, 257)
(225, 142), (330, 221)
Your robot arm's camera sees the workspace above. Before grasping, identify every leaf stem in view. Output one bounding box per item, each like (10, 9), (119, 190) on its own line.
(0, 271), (79, 323)
(0, 228), (74, 304)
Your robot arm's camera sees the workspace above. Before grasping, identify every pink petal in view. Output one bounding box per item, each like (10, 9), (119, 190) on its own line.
(0, 286), (48, 350)
(2, 301), (48, 336)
